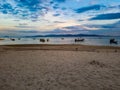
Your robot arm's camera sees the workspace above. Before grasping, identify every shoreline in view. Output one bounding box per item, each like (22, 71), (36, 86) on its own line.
(0, 44), (120, 52)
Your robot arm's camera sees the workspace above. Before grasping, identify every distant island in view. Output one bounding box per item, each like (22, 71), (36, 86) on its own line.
(0, 34), (118, 38)
(24, 34), (106, 38)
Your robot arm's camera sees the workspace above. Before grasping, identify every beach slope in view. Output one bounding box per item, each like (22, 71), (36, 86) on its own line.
(0, 44), (120, 90)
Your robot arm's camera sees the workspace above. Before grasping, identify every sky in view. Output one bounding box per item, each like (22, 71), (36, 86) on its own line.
(0, 0), (120, 36)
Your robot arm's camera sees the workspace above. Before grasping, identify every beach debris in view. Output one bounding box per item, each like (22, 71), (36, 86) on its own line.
(18, 38), (21, 40)
(75, 38), (84, 42)
(61, 38), (64, 40)
(40, 39), (45, 42)
(89, 60), (105, 68)
(47, 39), (49, 42)
(109, 38), (118, 44)
(114, 49), (117, 52)
(75, 48), (78, 51)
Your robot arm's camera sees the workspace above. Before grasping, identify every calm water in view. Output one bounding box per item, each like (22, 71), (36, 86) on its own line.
(0, 37), (120, 47)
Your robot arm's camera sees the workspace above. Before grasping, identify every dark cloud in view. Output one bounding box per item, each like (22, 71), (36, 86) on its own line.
(15, 0), (44, 12)
(90, 13), (120, 20)
(77, 19), (84, 21)
(0, 3), (13, 14)
(15, 0), (42, 6)
(53, 4), (59, 9)
(108, 5), (120, 9)
(53, 13), (60, 16)
(63, 25), (86, 30)
(75, 5), (105, 13)
(53, 0), (66, 3)
(61, 7), (66, 10)
(16, 30), (40, 33)
(85, 21), (120, 29)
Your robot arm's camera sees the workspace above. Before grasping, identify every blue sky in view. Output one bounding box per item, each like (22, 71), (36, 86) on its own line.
(0, 0), (120, 36)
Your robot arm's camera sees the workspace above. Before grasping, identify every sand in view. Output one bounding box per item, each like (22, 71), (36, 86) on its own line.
(0, 44), (120, 90)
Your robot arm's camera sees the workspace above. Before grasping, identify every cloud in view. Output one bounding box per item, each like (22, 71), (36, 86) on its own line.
(88, 29), (120, 36)
(90, 13), (120, 20)
(0, 0), (49, 20)
(108, 5), (120, 9)
(84, 20), (120, 34)
(53, 13), (60, 16)
(13, 19), (20, 21)
(63, 26), (83, 30)
(53, 21), (65, 23)
(52, 4), (59, 9)
(15, 22), (35, 29)
(0, 3), (13, 14)
(105, 21), (120, 28)
(15, 26), (36, 29)
(52, 0), (66, 3)
(100, 21), (120, 28)
(75, 5), (105, 13)
(63, 25), (99, 31)
(19, 23), (28, 26)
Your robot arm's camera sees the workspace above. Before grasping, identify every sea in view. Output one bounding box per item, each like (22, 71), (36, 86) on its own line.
(0, 36), (120, 47)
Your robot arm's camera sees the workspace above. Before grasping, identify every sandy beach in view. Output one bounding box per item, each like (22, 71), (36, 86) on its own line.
(0, 44), (120, 90)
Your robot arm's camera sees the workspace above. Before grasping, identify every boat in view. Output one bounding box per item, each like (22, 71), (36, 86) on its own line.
(40, 39), (45, 42)
(110, 38), (118, 44)
(10, 38), (15, 41)
(75, 38), (85, 42)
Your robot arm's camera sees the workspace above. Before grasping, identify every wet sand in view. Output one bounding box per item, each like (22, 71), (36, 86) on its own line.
(0, 44), (120, 90)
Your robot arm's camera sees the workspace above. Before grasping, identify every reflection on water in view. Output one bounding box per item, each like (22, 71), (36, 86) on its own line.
(0, 37), (120, 47)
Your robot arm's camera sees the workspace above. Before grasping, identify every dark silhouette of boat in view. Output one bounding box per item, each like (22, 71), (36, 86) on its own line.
(40, 39), (45, 42)
(75, 38), (85, 42)
(10, 38), (15, 41)
(110, 38), (118, 44)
